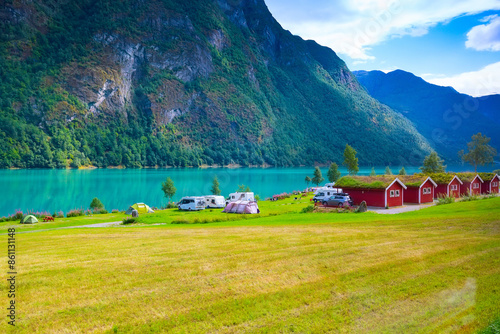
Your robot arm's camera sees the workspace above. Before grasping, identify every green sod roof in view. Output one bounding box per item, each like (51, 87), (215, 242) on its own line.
(478, 173), (498, 181)
(335, 176), (403, 189)
(421, 173), (459, 185)
(398, 175), (432, 187)
(456, 172), (480, 183)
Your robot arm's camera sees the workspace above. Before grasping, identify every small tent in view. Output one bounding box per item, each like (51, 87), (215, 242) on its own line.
(125, 203), (154, 215)
(21, 215), (38, 224)
(223, 201), (260, 214)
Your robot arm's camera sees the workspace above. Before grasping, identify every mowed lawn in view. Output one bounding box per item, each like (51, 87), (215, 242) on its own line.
(3, 198), (500, 333)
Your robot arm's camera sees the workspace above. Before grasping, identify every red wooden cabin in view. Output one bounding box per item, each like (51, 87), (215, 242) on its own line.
(428, 174), (463, 199)
(399, 175), (437, 204)
(478, 173), (500, 194)
(457, 173), (483, 196)
(335, 176), (407, 208)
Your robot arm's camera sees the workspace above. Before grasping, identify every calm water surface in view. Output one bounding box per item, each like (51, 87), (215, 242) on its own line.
(1, 165), (497, 217)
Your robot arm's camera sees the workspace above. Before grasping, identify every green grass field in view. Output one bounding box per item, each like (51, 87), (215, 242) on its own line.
(2, 197), (499, 333)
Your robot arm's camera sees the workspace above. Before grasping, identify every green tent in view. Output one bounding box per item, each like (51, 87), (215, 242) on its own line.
(125, 203), (154, 215)
(21, 215), (38, 224)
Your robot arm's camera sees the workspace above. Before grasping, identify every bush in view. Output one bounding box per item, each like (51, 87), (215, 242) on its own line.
(165, 202), (177, 209)
(122, 217), (138, 225)
(171, 219), (190, 224)
(460, 191), (479, 202)
(436, 194), (455, 205)
(94, 208), (108, 214)
(111, 209), (120, 213)
(90, 197), (104, 210)
(301, 205), (314, 213)
(66, 208), (85, 217)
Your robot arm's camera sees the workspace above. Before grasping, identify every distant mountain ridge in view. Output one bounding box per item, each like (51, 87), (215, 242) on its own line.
(354, 69), (500, 162)
(0, 0), (432, 168)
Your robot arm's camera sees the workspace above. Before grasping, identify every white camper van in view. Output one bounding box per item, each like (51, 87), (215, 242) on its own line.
(204, 195), (226, 208)
(313, 188), (343, 203)
(226, 192), (255, 204)
(177, 197), (206, 211)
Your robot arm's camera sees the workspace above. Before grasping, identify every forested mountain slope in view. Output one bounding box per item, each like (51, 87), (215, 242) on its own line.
(0, 0), (431, 168)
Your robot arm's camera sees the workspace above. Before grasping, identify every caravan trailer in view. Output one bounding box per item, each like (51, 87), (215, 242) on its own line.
(177, 197), (206, 211)
(226, 192), (255, 204)
(204, 195), (226, 208)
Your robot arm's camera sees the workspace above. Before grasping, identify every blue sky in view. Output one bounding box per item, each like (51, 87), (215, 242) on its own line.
(265, 0), (500, 96)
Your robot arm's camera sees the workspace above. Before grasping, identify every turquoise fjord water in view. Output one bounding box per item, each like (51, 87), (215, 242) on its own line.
(1, 165), (496, 217)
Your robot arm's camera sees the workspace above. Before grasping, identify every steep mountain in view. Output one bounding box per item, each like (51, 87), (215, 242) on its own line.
(354, 70), (500, 162)
(0, 0), (432, 168)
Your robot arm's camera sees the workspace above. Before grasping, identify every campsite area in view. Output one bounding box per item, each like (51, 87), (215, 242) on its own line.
(1, 195), (499, 333)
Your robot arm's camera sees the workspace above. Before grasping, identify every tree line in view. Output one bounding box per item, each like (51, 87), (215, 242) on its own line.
(306, 133), (498, 186)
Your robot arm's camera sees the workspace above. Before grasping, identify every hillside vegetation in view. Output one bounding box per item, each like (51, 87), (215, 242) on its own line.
(0, 0), (431, 168)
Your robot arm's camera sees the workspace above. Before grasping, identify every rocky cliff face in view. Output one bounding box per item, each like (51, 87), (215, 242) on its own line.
(0, 0), (432, 168)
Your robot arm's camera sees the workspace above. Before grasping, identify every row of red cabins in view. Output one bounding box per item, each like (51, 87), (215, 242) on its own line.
(334, 172), (499, 208)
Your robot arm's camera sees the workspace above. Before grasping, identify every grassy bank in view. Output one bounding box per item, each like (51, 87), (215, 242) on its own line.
(1, 198), (499, 333)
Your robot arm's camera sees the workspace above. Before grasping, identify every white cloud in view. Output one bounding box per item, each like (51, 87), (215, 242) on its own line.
(426, 62), (500, 97)
(466, 14), (500, 51)
(266, 0), (500, 60)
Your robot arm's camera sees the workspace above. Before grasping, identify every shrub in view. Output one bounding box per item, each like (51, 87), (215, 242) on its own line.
(171, 219), (189, 224)
(94, 208), (108, 214)
(301, 205), (314, 213)
(436, 194), (455, 205)
(67, 208), (85, 217)
(122, 217), (138, 225)
(166, 202), (177, 209)
(89, 197), (104, 210)
(460, 190), (479, 202)
(111, 209), (119, 213)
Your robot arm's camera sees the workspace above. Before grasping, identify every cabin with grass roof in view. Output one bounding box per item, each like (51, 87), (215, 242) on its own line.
(427, 173), (463, 199)
(478, 173), (499, 194)
(457, 173), (483, 196)
(335, 176), (407, 208)
(399, 175), (437, 204)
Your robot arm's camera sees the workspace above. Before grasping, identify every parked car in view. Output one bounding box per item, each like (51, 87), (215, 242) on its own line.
(322, 194), (354, 207)
(177, 197), (206, 211)
(313, 188), (343, 203)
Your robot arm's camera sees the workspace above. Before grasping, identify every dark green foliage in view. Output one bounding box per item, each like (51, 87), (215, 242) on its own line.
(420, 152), (446, 174)
(89, 197), (104, 210)
(161, 177), (176, 202)
(304, 176), (311, 187)
(398, 167), (406, 175)
(122, 217), (138, 224)
(211, 176), (221, 195)
(311, 167), (324, 186)
(459, 133), (497, 172)
(370, 167), (376, 176)
(343, 144), (359, 175)
(327, 163), (341, 183)
(385, 166), (393, 175)
(301, 205), (314, 213)
(237, 185), (251, 192)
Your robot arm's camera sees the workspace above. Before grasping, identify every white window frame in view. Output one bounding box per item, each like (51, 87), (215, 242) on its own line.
(395, 190), (400, 197)
(473, 183), (479, 189)
(390, 190), (395, 197)
(451, 184), (458, 191)
(493, 182), (498, 187)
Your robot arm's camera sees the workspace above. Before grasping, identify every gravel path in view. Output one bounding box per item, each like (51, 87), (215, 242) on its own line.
(368, 203), (435, 214)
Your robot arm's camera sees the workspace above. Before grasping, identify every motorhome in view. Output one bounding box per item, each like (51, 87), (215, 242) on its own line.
(177, 197), (206, 211)
(313, 188), (343, 203)
(204, 195), (226, 208)
(226, 192), (255, 204)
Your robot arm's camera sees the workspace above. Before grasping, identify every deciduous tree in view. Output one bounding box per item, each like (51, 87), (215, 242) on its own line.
(311, 167), (324, 186)
(161, 177), (176, 203)
(327, 163), (341, 183)
(420, 152), (446, 174)
(343, 144), (359, 175)
(459, 133), (497, 172)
